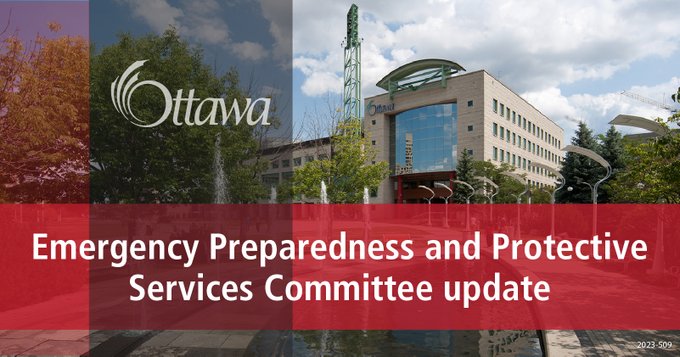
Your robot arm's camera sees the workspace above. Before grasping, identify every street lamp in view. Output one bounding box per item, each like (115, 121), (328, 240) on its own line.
(452, 180), (475, 204)
(501, 172), (529, 204)
(532, 163), (566, 240)
(474, 176), (499, 204)
(418, 185), (435, 226)
(562, 145), (611, 239)
(418, 185), (435, 204)
(474, 176), (498, 227)
(434, 183), (453, 228)
(561, 145), (611, 204)
(501, 172), (529, 239)
(434, 183), (453, 204)
(609, 114), (669, 137)
(530, 163), (565, 204)
(452, 179), (475, 232)
(610, 114), (672, 275)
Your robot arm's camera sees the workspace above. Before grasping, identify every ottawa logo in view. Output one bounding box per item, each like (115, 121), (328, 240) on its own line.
(111, 60), (271, 128)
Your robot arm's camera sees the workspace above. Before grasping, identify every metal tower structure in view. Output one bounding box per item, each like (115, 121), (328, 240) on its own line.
(343, 4), (361, 128)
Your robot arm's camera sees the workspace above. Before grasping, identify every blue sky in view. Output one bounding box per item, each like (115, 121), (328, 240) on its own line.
(292, 0), (680, 141)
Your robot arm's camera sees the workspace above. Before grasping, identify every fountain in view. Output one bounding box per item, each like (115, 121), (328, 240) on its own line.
(269, 186), (277, 204)
(320, 181), (329, 204)
(363, 187), (370, 204)
(213, 133), (228, 204)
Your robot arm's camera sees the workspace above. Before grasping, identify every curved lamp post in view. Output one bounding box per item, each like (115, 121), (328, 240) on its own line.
(452, 180), (475, 204)
(434, 183), (453, 204)
(474, 176), (499, 204)
(418, 185), (435, 226)
(435, 183), (453, 228)
(609, 114), (671, 274)
(562, 145), (611, 238)
(532, 162), (566, 239)
(561, 145), (611, 204)
(501, 172), (529, 204)
(609, 114), (669, 137)
(452, 179), (475, 232)
(501, 172), (529, 239)
(530, 163), (565, 204)
(475, 176), (498, 226)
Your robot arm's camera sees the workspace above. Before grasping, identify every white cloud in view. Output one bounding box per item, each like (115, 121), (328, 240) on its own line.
(119, 0), (275, 62)
(523, 77), (679, 139)
(259, 0), (293, 66)
(119, 0), (183, 34)
(293, 0), (680, 102)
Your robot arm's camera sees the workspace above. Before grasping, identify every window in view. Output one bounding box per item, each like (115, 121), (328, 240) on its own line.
(512, 133), (516, 145)
(506, 129), (510, 142)
(512, 154), (516, 166)
(370, 188), (378, 198)
(318, 154), (328, 160)
(371, 140), (376, 146)
(282, 159), (290, 168)
(493, 123), (498, 136)
(467, 100), (474, 107)
(500, 126), (505, 140)
(467, 149), (473, 155)
(500, 103), (505, 116)
(506, 109), (510, 121)
(271, 160), (279, 169)
(523, 158), (527, 170)
(523, 118), (527, 130)
(523, 138), (527, 150)
(512, 111), (516, 124)
(517, 135), (522, 147)
(517, 115), (522, 127)
(371, 119), (376, 125)
(500, 149), (505, 162)
(506, 151), (510, 162)
(493, 147), (498, 161)
(293, 157), (302, 166)
(262, 173), (279, 187)
(305, 155), (314, 163)
(528, 121), (532, 133)
(493, 99), (498, 113)
(467, 125), (474, 132)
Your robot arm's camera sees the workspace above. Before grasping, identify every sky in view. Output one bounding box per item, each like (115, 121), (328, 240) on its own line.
(0, 1), (88, 40)
(3, 0), (679, 143)
(292, 0), (680, 140)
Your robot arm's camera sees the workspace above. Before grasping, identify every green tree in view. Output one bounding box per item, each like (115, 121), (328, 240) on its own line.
(0, 25), (89, 203)
(451, 148), (476, 203)
(609, 119), (680, 203)
(90, 29), (266, 203)
(291, 119), (389, 203)
(597, 125), (625, 203)
(556, 122), (603, 203)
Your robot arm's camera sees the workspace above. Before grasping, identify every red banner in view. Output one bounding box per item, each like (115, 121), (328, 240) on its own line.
(1, 204), (679, 330)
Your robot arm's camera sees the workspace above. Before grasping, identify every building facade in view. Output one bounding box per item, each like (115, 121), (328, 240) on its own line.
(257, 59), (565, 204)
(364, 59), (564, 203)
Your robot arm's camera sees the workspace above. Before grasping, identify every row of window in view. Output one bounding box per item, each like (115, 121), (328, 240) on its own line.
(492, 122), (561, 165)
(270, 153), (328, 169)
(492, 98), (561, 149)
(492, 146), (557, 180)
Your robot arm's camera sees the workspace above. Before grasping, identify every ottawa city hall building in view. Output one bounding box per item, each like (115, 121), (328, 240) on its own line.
(259, 59), (565, 204)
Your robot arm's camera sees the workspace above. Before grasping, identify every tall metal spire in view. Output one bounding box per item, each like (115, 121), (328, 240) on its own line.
(343, 4), (361, 129)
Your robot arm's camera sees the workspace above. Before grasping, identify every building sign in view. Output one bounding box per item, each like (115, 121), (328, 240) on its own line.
(366, 100), (395, 116)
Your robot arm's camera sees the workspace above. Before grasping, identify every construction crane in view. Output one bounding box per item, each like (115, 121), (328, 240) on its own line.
(620, 91), (678, 114)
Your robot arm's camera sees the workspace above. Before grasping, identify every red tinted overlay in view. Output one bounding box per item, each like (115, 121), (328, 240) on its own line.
(0, 205), (89, 330)
(0, 204), (679, 330)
